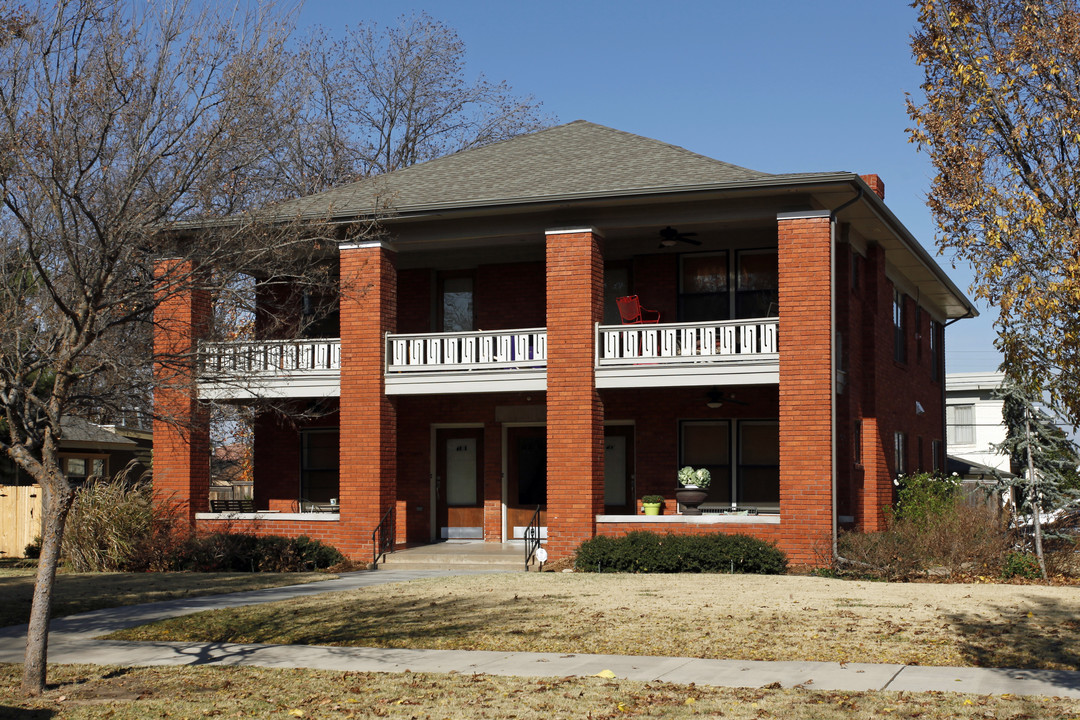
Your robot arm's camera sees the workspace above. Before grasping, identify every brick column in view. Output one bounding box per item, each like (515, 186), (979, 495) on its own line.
(777, 211), (834, 564)
(339, 242), (397, 560)
(545, 228), (604, 559)
(152, 259), (211, 522)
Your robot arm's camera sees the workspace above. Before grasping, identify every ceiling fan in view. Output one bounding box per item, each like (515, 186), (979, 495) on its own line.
(658, 226), (701, 248)
(705, 388), (748, 409)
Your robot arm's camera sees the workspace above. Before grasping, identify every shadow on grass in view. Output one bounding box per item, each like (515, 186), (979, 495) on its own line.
(946, 592), (1080, 688)
(120, 589), (551, 651)
(0, 706), (54, 719)
(0, 572), (329, 628)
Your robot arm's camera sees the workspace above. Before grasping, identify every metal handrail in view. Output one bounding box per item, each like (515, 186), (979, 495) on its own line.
(372, 504), (395, 567)
(524, 505), (542, 570)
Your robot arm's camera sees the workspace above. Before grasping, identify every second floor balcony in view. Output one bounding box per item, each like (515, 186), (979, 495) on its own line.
(196, 318), (779, 399)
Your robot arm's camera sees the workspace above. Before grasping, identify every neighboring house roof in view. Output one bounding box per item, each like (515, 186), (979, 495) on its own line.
(59, 416), (138, 452)
(947, 454), (1013, 479)
(946, 372), (1005, 394)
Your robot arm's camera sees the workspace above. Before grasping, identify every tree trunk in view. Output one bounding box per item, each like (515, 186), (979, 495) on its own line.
(21, 480), (72, 696)
(1025, 415), (1048, 581)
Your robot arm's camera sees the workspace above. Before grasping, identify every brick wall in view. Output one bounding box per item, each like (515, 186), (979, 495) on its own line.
(397, 268), (431, 333)
(545, 229), (604, 558)
(777, 212), (834, 564)
(631, 254), (678, 321)
(848, 242), (946, 531)
(477, 262), (545, 329)
(152, 259), (211, 521)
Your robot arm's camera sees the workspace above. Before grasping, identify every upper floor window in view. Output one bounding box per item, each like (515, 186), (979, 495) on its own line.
(893, 289), (907, 363)
(947, 404), (976, 445)
(679, 249), (778, 323)
(930, 319), (942, 382)
(438, 271), (474, 332)
(680, 252), (729, 322)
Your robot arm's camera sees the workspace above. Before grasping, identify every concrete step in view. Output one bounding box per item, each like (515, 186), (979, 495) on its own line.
(375, 541), (535, 572)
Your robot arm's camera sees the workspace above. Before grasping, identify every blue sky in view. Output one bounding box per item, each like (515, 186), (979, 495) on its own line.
(296, 0), (1000, 373)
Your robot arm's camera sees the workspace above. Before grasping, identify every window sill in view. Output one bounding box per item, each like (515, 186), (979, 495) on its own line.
(596, 514), (780, 525)
(196, 512), (339, 522)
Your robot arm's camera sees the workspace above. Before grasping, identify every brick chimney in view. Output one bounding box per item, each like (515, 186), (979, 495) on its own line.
(860, 174), (885, 200)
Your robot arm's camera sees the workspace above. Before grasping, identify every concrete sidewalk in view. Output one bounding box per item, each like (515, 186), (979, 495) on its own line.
(3, 570), (1079, 699)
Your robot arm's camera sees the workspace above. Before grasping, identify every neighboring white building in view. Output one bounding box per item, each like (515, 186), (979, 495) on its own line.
(945, 372), (1010, 475)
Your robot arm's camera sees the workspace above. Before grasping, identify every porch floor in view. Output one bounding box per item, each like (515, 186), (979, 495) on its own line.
(378, 540), (533, 572)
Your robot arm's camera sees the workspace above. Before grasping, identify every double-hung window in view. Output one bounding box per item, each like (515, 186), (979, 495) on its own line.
(946, 404), (976, 446)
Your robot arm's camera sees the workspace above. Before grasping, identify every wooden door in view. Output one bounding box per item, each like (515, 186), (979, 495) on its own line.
(505, 426), (546, 538)
(435, 428), (484, 539)
(604, 426), (635, 514)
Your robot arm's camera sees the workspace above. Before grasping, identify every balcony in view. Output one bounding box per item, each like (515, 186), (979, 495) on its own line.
(198, 338), (341, 400)
(384, 328), (547, 395)
(595, 318), (779, 388)
(196, 318), (779, 399)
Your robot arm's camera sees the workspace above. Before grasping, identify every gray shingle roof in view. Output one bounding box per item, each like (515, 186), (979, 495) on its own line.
(60, 416), (137, 448)
(274, 120), (778, 219)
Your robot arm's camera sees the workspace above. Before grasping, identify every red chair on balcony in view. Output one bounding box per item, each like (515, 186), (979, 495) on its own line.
(616, 295), (661, 324)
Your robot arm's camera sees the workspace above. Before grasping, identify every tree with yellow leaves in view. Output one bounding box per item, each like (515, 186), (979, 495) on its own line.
(909, 0), (1080, 418)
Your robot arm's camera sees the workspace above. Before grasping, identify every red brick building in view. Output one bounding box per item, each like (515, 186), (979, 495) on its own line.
(153, 121), (975, 565)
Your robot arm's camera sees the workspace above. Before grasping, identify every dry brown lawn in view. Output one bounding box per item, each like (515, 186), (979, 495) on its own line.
(110, 573), (1080, 670)
(3, 663), (1079, 720)
(0, 569), (331, 628)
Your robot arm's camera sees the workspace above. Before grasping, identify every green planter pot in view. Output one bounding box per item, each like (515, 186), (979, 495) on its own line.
(642, 502), (662, 516)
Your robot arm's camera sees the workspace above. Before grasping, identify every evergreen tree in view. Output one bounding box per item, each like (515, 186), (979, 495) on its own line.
(993, 374), (1080, 578)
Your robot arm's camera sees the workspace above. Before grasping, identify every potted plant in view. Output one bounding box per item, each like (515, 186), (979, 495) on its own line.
(675, 466), (711, 515)
(640, 495), (664, 515)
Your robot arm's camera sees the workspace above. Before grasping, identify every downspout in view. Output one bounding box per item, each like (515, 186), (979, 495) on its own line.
(828, 185), (863, 559)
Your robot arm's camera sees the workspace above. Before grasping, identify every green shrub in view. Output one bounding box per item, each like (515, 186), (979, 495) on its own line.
(24, 536), (41, 559)
(892, 472), (962, 526)
(1001, 552), (1042, 580)
(574, 531), (787, 574)
(176, 532), (344, 572)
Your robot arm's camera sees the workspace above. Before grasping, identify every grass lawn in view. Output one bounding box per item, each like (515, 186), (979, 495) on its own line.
(0, 568), (332, 628)
(3, 664), (1079, 720)
(109, 573), (1080, 671)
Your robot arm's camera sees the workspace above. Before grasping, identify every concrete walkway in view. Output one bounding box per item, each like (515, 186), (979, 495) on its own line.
(3, 570), (1079, 699)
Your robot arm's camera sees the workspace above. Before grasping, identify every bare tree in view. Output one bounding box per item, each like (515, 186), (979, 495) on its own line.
(278, 12), (551, 193)
(0, 1), (549, 697)
(0, 0), (345, 696)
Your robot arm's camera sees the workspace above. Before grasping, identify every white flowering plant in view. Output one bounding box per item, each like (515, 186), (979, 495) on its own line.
(677, 466), (711, 489)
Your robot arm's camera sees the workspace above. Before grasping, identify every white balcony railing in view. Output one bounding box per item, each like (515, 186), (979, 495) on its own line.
(386, 328), (547, 373)
(596, 318), (778, 366)
(200, 338), (341, 376)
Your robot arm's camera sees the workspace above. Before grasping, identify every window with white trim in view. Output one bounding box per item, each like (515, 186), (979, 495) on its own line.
(946, 404), (976, 446)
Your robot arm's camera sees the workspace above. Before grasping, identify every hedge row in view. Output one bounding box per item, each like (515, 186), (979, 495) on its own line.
(574, 531), (787, 574)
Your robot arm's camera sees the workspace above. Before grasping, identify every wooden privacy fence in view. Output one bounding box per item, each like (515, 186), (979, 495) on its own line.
(0, 484), (42, 558)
